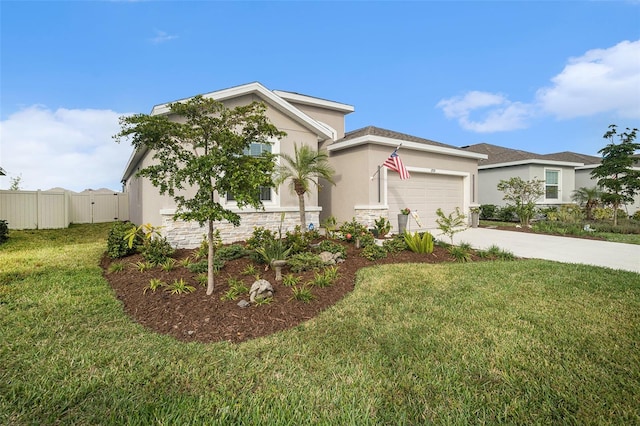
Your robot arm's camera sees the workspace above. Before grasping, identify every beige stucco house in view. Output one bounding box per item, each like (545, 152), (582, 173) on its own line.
(121, 82), (486, 247)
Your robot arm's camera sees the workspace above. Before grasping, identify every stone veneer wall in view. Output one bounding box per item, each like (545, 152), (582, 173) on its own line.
(161, 211), (321, 248)
(353, 207), (389, 230)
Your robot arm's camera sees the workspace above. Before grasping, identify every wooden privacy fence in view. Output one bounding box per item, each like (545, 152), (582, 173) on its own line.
(0, 190), (129, 230)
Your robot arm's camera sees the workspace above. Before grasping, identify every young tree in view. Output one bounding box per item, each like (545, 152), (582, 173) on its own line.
(496, 177), (545, 226)
(115, 96), (285, 295)
(9, 174), (22, 191)
(571, 186), (601, 220)
(591, 125), (640, 226)
(273, 143), (335, 230)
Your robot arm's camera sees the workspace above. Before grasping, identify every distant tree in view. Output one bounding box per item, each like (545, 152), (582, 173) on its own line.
(497, 177), (545, 226)
(115, 96), (285, 295)
(571, 186), (602, 220)
(9, 174), (22, 191)
(273, 143), (335, 230)
(591, 125), (640, 226)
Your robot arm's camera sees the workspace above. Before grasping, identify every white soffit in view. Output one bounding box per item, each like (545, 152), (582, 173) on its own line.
(273, 90), (355, 113)
(327, 135), (487, 160)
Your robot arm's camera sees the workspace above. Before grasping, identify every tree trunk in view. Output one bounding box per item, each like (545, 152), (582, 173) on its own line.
(298, 193), (306, 231)
(206, 219), (215, 295)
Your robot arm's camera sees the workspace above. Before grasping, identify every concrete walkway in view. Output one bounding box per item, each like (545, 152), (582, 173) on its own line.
(429, 227), (640, 274)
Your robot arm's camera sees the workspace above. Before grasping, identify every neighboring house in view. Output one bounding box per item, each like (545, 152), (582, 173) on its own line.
(461, 143), (583, 207)
(461, 143), (640, 215)
(569, 152), (640, 215)
(121, 82), (485, 247)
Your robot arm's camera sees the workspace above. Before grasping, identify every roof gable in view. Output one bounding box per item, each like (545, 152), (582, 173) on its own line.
(122, 82), (339, 181)
(149, 82), (333, 140)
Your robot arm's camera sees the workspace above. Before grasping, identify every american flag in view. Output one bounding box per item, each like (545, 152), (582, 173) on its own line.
(382, 149), (410, 180)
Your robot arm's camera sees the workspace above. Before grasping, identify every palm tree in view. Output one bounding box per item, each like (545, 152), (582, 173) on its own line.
(571, 186), (602, 220)
(274, 143), (335, 230)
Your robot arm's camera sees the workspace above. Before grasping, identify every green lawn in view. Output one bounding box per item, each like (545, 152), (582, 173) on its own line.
(480, 220), (640, 245)
(1, 224), (639, 424)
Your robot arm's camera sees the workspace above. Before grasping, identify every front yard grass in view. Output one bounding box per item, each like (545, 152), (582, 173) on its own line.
(1, 224), (639, 424)
(480, 219), (640, 245)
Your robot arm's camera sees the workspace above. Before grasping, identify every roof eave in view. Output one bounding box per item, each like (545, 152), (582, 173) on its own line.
(479, 159), (585, 170)
(272, 90), (355, 114)
(327, 135), (487, 160)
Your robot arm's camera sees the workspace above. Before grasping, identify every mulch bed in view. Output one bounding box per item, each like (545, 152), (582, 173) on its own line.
(102, 240), (490, 344)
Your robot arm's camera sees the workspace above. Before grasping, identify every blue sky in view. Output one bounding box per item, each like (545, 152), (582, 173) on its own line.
(1, 1), (639, 191)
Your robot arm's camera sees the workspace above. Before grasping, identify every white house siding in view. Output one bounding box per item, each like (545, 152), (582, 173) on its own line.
(576, 167), (640, 215)
(477, 165), (534, 206)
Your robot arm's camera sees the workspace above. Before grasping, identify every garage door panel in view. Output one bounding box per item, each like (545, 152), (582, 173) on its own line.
(387, 173), (463, 233)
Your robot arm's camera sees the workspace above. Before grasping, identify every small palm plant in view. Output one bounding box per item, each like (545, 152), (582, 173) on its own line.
(571, 186), (602, 220)
(273, 143), (336, 230)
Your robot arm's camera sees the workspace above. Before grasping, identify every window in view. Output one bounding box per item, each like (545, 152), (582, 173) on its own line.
(225, 142), (275, 203)
(545, 169), (559, 200)
(226, 186), (272, 202)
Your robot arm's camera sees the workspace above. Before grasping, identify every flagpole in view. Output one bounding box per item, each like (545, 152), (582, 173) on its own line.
(369, 143), (403, 180)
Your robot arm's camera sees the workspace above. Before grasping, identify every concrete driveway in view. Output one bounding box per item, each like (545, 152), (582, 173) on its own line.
(430, 227), (640, 274)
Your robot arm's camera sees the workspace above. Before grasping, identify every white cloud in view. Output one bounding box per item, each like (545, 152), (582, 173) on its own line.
(536, 40), (640, 119)
(436, 91), (533, 133)
(0, 106), (134, 191)
(437, 39), (640, 133)
(150, 29), (178, 44)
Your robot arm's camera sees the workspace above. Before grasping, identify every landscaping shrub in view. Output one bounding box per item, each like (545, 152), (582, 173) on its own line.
(382, 234), (407, 254)
(361, 244), (387, 261)
(289, 285), (314, 302)
(215, 244), (249, 261)
(547, 204), (583, 223)
(317, 240), (347, 258)
(140, 237), (175, 265)
(373, 216), (391, 238)
(284, 226), (318, 254)
(358, 232), (376, 248)
(479, 204), (497, 220)
(245, 226), (276, 250)
(632, 210), (640, 221)
(589, 222), (640, 235)
(338, 218), (368, 242)
(495, 205), (518, 222)
(0, 219), (8, 244)
(187, 258), (225, 274)
(448, 245), (472, 262)
(287, 252), (324, 273)
(404, 231), (434, 254)
(106, 221), (138, 258)
(255, 238), (291, 264)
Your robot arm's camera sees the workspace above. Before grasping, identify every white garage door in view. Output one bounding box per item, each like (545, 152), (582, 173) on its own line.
(387, 172), (464, 233)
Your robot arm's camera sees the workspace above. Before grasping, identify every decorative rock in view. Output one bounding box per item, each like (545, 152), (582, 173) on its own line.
(249, 279), (274, 303)
(237, 299), (250, 308)
(319, 251), (343, 265)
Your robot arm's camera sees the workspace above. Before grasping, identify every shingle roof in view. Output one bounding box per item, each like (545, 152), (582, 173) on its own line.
(541, 151), (601, 165)
(337, 126), (457, 150)
(460, 143), (548, 166)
